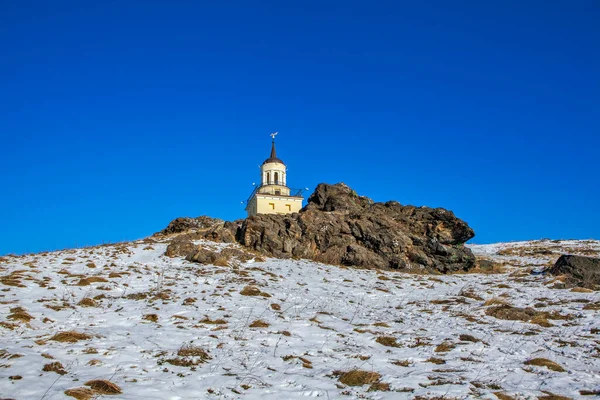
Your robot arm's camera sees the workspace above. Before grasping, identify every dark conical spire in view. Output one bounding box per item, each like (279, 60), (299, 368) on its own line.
(263, 135), (284, 165)
(270, 139), (277, 159)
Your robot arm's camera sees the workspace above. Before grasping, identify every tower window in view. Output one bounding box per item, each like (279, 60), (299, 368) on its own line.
(275, 190), (281, 195)
(266, 172), (270, 184)
(286, 204), (291, 211)
(269, 203), (275, 210)
(274, 172), (279, 184)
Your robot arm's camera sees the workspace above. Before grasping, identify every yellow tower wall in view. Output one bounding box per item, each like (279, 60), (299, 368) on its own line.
(248, 194), (303, 216)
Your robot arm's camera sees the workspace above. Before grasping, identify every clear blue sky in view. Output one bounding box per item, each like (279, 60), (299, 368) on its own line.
(1, 1), (598, 255)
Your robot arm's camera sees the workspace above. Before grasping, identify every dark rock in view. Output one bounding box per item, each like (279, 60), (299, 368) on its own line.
(548, 254), (600, 289)
(156, 216), (224, 236)
(165, 237), (196, 258)
(237, 183), (475, 273)
(186, 248), (220, 264)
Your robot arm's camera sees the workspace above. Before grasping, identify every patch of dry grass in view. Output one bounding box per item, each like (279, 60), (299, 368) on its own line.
(177, 344), (211, 361)
(7, 307), (33, 323)
(64, 387), (95, 400)
(426, 357), (446, 365)
(143, 314), (159, 323)
(434, 342), (456, 353)
(249, 319), (270, 328)
(486, 305), (572, 327)
(459, 334), (480, 342)
(375, 336), (401, 347)
(84, 379), (122, 394)
(78, 298), (97, 307)
(49, 331), (92, 343)
(43, 361), (67, 375)
(524, 358), (566, 372)
(334, 369), (382, 386)
(484, 297), (509, 306)
(240, 285), (270, 297)
(199, 317), (227, 325)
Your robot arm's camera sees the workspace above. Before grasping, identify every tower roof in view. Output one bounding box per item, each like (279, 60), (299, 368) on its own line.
(262, 139), (285, 165)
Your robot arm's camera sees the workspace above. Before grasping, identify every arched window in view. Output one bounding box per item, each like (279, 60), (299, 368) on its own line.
(274, 172), (279, 184)
(266, 172), (270, 184)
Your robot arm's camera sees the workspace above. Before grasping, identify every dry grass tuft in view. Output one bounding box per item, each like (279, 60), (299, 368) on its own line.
(434, 342), (456, 353)
(7, 307), (34, 323)
(426, 357), (446, 365)
(143, 314), (159, 323)
(367, 382), (391, 392)
(199, 317), (227, 325)
(375, 336), (401, 347)
(486, 305), (572, 327)
(84, 379), (122, 394)
(64, 387), (95, 400)
(240, 285), (270, 297)
(78, 298), (97, 307)
(50, 331), (92, 343)
(524, 358), (565, 372)
(484, 297), (509, 306)
(249, 319), (270, 328)
(43, 361), (67, 375)
(391, 359), (412, 367)
(75, 276), (109, 286)
(459, 334), (480, 342)
(177, 344), (211, 361)
(335, 369), (382, 386)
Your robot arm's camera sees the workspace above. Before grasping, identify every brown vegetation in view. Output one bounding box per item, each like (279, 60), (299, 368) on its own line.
(49, 331), (92, 343)
(334, 369), (382, 386)
(524, 358), (566, 372)
(375, 336), (401, 347)
(84, 379), (122, 395)
(43, 362), (67, 375)
(65, 387), (95, 400)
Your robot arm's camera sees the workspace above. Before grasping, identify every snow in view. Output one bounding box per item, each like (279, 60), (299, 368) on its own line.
(1, 238), (599, 399)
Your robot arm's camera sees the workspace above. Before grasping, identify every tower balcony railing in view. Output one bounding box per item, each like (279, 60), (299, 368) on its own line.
(246, 184), (304, 204)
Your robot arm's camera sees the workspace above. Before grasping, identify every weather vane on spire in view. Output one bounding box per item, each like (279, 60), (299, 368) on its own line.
(270, 131), (278, 142)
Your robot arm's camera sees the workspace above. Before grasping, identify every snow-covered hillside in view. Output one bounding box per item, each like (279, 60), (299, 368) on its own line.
(1, 238), (599, 399)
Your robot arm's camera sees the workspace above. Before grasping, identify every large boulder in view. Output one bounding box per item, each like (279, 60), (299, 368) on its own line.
(236, 183), (476, 273)
(548, 254), (600, 289)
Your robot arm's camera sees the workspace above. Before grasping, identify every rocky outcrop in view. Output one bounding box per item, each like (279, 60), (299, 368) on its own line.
(159, 183), (476, 273)
(156, 216), (224, 236)
(548, 254), (600, 289)
(237, 183), (475, 273)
